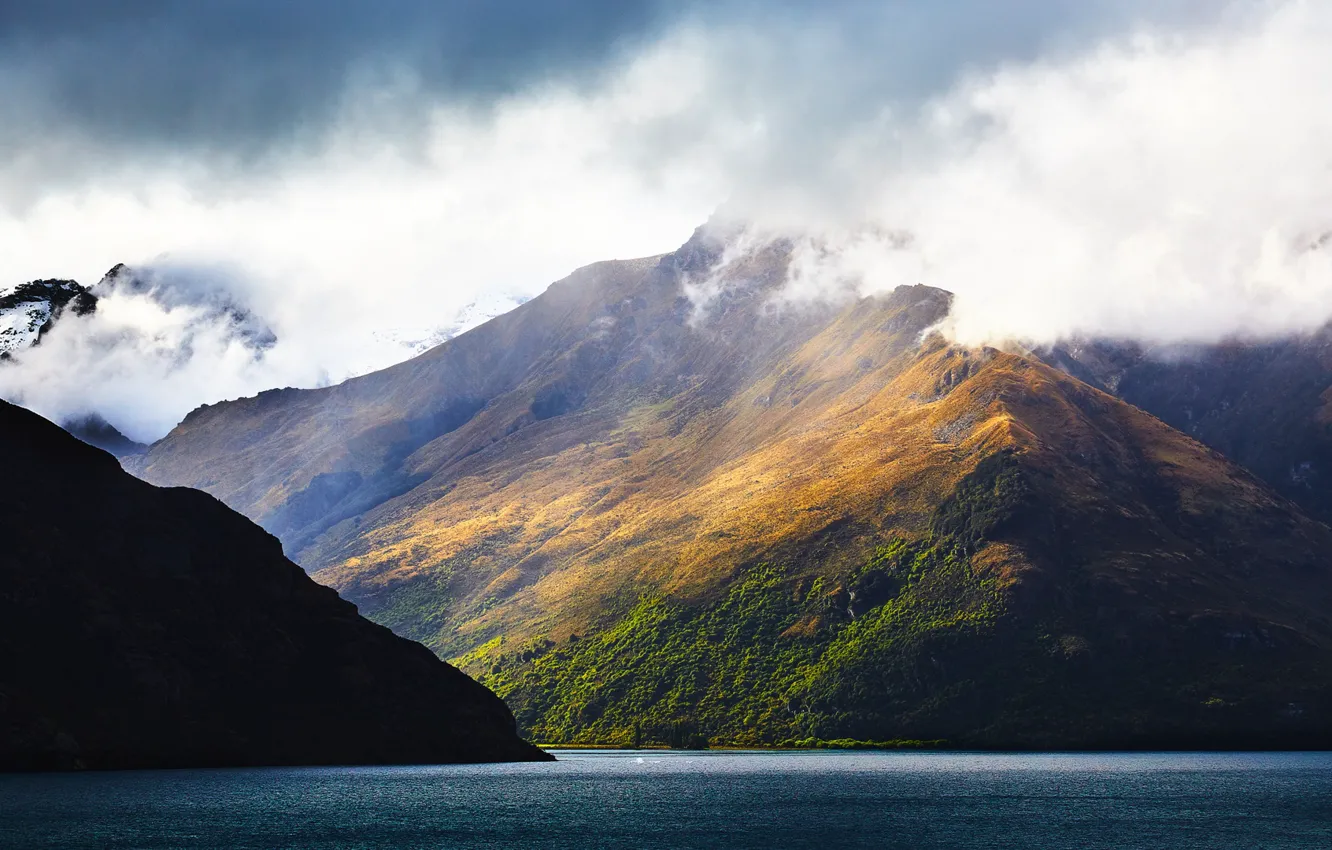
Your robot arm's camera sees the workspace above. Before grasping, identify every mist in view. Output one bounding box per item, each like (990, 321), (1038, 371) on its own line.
(2, 0), (1328, 441)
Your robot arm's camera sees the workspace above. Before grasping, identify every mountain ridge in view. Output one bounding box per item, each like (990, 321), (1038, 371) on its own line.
(0, 399), (549, 770)
(1038, 335), (1332, 527)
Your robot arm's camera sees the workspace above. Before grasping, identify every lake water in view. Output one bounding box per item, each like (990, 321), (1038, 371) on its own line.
(3, 750), (1332, 848)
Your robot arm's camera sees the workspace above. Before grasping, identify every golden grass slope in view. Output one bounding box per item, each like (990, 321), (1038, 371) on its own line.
(315, 308), (1332, 669)
(310, 289), (988, 645)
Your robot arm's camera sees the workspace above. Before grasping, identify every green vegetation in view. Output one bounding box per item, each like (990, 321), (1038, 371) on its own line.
(533, 738), (943, 750)
(774, 738), (944, 750)
(361, 569), (460, 648)
(451, 445), (1332, 750)
(468, 453), (1029, 746)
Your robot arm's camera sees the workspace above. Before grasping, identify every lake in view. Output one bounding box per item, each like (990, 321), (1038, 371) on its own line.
(3, 750), (1331, 848)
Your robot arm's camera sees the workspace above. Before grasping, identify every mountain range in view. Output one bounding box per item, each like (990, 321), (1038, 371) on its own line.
(123, 226), (1332, 749)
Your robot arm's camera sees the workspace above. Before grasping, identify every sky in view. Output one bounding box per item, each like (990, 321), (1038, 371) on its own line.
(1, 0), (1328, 440)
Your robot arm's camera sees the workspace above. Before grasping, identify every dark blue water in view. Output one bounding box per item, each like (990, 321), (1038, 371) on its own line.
(3, 750), (1332, 848)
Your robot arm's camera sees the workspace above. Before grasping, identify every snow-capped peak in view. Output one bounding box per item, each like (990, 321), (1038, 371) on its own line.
(0, 279), (96, 356)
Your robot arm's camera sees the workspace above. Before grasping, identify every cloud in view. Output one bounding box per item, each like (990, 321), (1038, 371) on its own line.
(3, 0), (1323, 441)
(0, 264), (285, 441)
(0, 0), (671, 198)
(692, 1), (1332, 347)
(0, 0), (1222, 200)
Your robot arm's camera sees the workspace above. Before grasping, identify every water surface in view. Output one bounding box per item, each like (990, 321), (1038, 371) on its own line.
(3, 750), (1331, 848)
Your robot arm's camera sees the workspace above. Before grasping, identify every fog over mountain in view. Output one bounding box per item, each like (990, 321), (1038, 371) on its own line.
(1, 0), (1326, 440)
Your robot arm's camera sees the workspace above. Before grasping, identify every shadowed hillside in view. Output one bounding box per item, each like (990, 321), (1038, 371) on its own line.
(130, 227), (1332, 748)
(0, 400), (548, 770)
(1039, 337), (1332, 527)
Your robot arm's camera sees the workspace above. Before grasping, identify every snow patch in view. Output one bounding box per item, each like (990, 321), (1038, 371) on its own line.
(0, 299), (52, 353)
(369, 292), (529, 361)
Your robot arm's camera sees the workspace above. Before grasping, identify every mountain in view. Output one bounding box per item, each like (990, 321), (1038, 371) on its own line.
(1039, 337), (1332, 527)
(0, 279), (96, 356)
(0, 399), (548, 770)
(0, 278), (148, 456)
(0, 265), (275, 359)
(61, 413), (149, 457)
(129, 227), (1332, 748)
(0, 265), (275, 455)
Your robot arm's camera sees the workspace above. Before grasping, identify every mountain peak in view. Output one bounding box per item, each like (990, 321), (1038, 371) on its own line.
(0, 278), (97, 356)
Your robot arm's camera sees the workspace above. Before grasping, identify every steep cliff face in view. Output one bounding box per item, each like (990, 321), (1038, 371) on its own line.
(0, 400), (549, 770)
(127, 228), (1332, 747)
